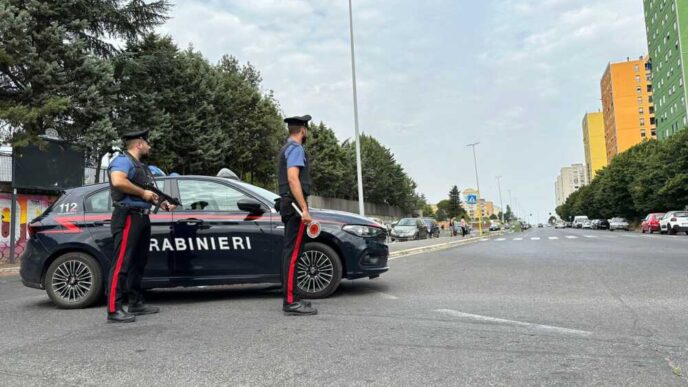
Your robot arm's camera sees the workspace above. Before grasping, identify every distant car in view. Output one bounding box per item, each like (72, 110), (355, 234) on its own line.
(489, 223), (501, 231)
(565, 221), (572, 228)
(659, 211), (688, 235)
(609, 217), (629, 231)
(596, 219), (610, 230)
(590, 219), (600, 229)
(572, 215), (589, 229)
(391, 218), (428, 241)
(582, 220), (592, 229)
(422, 218), (440, 238)
(641, 213), (665, 234)
(537, 223), (543, 228)
(555, 221), (565, 229)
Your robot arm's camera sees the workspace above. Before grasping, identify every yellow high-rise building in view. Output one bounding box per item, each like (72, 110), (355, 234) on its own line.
(582, 112), (607, 181)
(600, 57), (656, 163)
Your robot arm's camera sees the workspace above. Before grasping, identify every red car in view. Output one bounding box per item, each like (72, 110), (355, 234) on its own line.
(641, 213), (665, 233)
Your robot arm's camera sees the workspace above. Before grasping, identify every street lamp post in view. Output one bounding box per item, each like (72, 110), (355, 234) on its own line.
(496, 175), (504, 224)
(348, 0), (365, 216)
(466, 142), (483, 236)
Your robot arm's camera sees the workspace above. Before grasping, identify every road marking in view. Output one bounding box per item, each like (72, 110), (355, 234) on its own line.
(530, 237), (540, 240)
(513, 237), (523, 241)
(565, 236), (577, 239)
(480, 238), (489, 242)
(496, 238), (506, 241)
(435, 309), (592, 337)
(548, 236), (559, 240)
(584, 235), (597, 238)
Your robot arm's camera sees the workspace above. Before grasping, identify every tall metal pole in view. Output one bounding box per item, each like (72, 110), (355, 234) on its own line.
(348, 0), (365, 216)
(9, 151), (17, 264)
(466, 142), (482, 236)
(496, 176), (504, 224)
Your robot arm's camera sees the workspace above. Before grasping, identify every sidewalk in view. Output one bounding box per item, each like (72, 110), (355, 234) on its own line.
(0, 263), (20, 277)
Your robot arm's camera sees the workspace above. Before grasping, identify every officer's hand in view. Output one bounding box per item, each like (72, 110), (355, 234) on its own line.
(302, 210), (313, 224)
(142, 190), (158, 203)
(162, 201), (177, 212)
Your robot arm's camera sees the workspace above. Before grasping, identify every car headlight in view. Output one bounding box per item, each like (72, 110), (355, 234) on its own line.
(343, 225), (384, 238)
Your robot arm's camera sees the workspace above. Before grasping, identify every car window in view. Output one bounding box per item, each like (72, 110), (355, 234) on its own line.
(177, 180), (249, 212)
(398, 218), (415, 226)
(84, 189), (112, 213)
(675, 212), (688, 217)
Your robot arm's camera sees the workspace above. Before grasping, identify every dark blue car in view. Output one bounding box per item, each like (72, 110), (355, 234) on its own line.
(20, 176), (389, 308)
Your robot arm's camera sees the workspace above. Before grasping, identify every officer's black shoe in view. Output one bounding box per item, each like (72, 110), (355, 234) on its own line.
(282, 301), (318, 316)
(107, 309), (136, 323)
(128, 304), (160, 316)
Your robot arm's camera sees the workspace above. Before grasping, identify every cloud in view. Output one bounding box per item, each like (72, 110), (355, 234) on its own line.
(157, 0), (649, 220)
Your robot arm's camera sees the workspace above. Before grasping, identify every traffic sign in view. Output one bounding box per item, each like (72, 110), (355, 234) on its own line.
(466, 194), (477, 204)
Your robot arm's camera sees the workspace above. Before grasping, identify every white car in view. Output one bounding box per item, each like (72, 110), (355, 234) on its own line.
(554, 221), (565, 229)
(572, 215), (589, 229)
(582, 220), (592, 229)
(660, 211), (688, 235)
(609, 217), (629, 231)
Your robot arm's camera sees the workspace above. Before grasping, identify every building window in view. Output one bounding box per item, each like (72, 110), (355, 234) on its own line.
(641, 129), (646, 137)
(639, 107), (644, 115)
(647, 84), (653, 92)
(635, 75), (641, 84)
(636, 86), (642, 94)
(640, 118), (645, 126)
(638, 97), (643, 105)
(634, 64), (640, 72)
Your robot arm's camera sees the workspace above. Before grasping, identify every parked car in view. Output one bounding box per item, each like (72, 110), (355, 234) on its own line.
(572, 215), (589, 229)
(582, 220), (592, 229)
(590, 219), (601, 229)
(596, 219), (610, 230)
(555, 221), (566, 229)
(565, 221), (573, 228)
(489, 223), (501, 231)
(609, 217), (629, 231)
(537, 223), (544, 228)
(659, 211), (688, 235)
(20, 175), (389, 308)
(422, 218), (440, 238)
(641, 213), (665, 234)
(391, 218), (429, 241)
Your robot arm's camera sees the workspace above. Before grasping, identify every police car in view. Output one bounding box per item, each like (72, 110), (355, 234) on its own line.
(20, 176), (389, 308)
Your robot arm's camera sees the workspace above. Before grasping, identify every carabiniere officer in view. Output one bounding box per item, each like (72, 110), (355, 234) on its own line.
(106, 130), (176, 323)
(277, 115), (318, 316)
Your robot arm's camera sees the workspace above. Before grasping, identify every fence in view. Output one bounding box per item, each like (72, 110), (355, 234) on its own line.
(0, 152), (108, 186)
(309, 196), (408, 220)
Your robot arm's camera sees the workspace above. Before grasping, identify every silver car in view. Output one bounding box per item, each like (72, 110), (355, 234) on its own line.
(609, 217), (629, 231)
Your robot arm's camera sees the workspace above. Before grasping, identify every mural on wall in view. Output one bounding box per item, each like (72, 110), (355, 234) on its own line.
(0, 194), (56, 264)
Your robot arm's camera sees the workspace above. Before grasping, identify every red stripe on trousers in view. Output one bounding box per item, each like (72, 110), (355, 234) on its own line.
(109, 215), (132, 313)
(287, 221), (306, 304)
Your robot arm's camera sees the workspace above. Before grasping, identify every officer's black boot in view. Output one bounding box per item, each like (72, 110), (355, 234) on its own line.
(107, 309), (136, 323)
(283, 301), (317, 316)
(128, 303), (160, 316)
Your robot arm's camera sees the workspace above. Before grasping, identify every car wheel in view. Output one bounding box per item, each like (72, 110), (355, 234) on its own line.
(295, 242), (342, 299)
(669, 225), (677, 235)
(649, 229), (653, 234)
(45, 252), (103, 309)
(641, 228), (646, 234)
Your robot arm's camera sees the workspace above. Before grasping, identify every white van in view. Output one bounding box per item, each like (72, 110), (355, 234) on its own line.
(572, 215), (589, 229)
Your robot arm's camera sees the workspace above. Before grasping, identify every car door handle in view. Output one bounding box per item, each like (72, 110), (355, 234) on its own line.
(176, 218), (204, 226)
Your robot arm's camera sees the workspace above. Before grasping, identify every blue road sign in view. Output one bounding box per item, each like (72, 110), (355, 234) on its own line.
(466, 194), (477, 204)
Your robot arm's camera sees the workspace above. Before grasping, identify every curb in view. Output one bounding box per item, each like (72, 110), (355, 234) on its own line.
(0, 266), (20, 276)
(388, 235), (493, 259)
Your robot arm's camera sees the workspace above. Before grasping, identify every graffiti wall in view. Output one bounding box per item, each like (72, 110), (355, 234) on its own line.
(0, 194), (56, 264)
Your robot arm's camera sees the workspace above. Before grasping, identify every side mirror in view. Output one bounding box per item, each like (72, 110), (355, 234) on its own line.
(238, 198), (265, 214)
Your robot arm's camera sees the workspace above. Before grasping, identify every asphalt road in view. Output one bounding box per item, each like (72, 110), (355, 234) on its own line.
(1, 227), (687, 386)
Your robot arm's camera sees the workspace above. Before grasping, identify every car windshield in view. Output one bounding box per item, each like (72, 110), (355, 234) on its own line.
(398, 218), (416, 226)
(674, 212), (688, 217)
(233, 180), (279, 202)
(611, 218), (626, 222)
(423, 219), (433, 226)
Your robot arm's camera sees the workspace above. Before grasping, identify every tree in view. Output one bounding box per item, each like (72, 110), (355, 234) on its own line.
(447, 186), (466, 219)
(305, 122), (348, 197)
(548, 215), (557, 224)
(489, 214), (498, 220)
(0, 0), (169, 148)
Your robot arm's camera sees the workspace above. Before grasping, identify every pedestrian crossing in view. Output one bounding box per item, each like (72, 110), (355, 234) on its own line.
(488, 234), (617, 242)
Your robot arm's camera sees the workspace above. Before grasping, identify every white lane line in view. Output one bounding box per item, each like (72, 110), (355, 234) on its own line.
(530, 237), (540, 240)
(496, 238), (506, 241)
(480, 238), (489, 242)
(513, 237), (523, 241)
(584, 235), (597, 238)
(548, 236), (559, 240)
(565, 236), (577, 239)
(435, 309), (592, 337)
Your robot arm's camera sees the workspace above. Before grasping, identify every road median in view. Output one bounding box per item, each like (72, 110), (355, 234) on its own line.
(389, 233), (501, 259)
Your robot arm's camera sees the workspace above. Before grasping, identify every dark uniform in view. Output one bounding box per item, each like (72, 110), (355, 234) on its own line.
(106, 130), (160, 323)
(278, 115), (317, 315)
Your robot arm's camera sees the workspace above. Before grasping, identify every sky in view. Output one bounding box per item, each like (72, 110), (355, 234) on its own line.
(157, 0), (649, 222)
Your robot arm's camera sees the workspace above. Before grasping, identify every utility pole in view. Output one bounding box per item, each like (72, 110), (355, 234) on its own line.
(466, 142), (483, 236)
(496, 176), (504, 224)
(348, 0), (365, 216)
